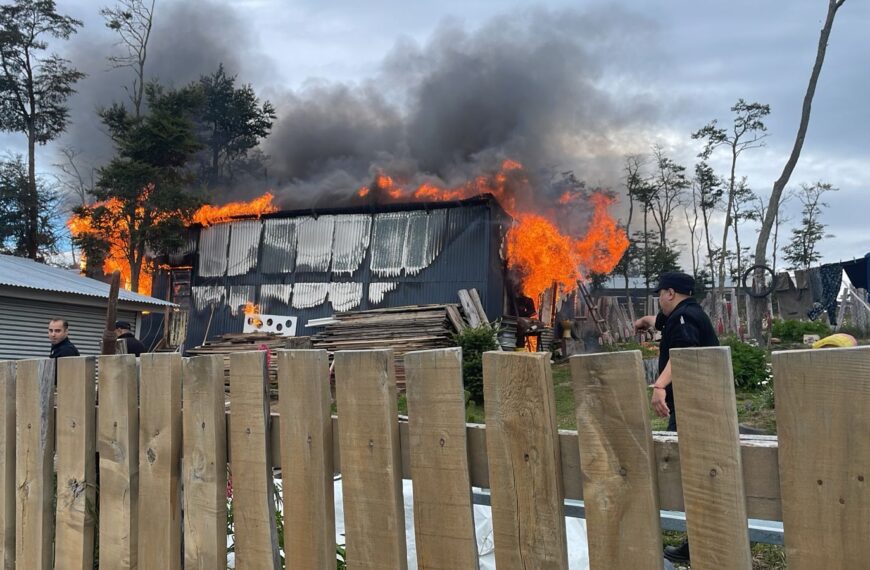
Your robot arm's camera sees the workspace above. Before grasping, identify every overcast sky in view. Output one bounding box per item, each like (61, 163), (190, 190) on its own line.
(3, 0), (868, 267)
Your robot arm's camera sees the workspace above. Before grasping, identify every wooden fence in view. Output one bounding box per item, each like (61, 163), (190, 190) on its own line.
(0, 345), (867, 569)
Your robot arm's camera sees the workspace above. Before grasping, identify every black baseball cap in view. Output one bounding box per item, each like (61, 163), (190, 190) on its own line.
(654, 272), (695, 295)
(114, 320), (132, 330)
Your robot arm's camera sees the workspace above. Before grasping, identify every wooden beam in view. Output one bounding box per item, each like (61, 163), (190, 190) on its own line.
(335, 350), (408, 570)
(55, 357), (97, 570)
(228, 351), (281, 569)
(182, 355), (228, 569)
(276, 350), (335, 569)
(457, 290), (482, 328)
(405, 348), (478, 569)
(15, 359), (56, 570)
(671, 347), (752, 570)
(483, 351), (568, 569)
(571, 351), (663, 570)
(97, 354), (139, 569)
(773, 346), (870, 569)
(0, 362), (15, 570)
(138, 354), (183, 570)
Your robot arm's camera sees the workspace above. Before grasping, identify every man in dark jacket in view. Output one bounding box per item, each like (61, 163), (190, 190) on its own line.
(48, 319), (81, 358)
(115, 320), (147, 356)
(634, 271), (718, 565)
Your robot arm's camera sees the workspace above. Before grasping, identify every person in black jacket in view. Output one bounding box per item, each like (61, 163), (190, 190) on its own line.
(634, 272), (718, 565)
(48, 319), (81, 358)
(115, 320), (147, 356)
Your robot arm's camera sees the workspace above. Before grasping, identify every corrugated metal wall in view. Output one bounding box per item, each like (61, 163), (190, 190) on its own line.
(0, 296), (136, 359)
(172, 199), (508, 346)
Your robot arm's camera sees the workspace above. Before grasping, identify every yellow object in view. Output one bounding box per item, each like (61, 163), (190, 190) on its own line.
(811, 333), (858, 349)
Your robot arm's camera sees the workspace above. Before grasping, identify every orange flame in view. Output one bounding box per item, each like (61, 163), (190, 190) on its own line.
(243, 301), (260, 315)
(353, 160), (628, 300)
(192, 192), (278, 226)
(69, 192), (279, 295)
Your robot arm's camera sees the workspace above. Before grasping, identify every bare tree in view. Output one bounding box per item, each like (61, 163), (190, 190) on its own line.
(683, 180), (701, 279)
(752, 189), (793, 275)
(649, 145), (689, 247)
(730, 177), (758, 285)
(692, 99), (770, 298)
(694, 161), (724, 291)
(750, 0), (847, 343)
(53, 146), (93, 208)
(101, 0), (155, 119)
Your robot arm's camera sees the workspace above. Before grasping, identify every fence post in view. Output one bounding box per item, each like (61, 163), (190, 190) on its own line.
(773, 345), (870, 569)
(182, 355), (228, 569)
(482, 351), (569, 569)
(98, 354), (139, 569)
(138, 353), (183, 570)
(570, 351), (663, 570)
(15, 358), (56, 570)
(55, 356), (97, 569)
(334, 349), (408, 570)
(0, 362), (15, 570)
(276, 349), (335, 570)
(405, 348), (478, 570)
(670, 346), (752, 570)
(228, 351), (281, 569)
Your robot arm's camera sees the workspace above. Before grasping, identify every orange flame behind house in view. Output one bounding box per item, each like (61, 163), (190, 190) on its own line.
(68, 192), (279, 295)
(357, 160), (628, 300)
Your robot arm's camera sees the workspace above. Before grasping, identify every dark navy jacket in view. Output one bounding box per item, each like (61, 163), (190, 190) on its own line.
(50, 337), (80, 358)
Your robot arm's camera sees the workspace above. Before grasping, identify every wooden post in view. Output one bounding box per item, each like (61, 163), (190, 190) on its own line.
(570, 351), (663, 570)
(458, 290), (482, 328)
(15, 358), (56, 570)
(98, 354), (139, 568)
(773, 346), (870, 569)
(404, 348), (478, 570)
(102, 270), (121, 355)
(55, 356), (97, 569)
(482, 351), (568, 569)
(138, 354), (183, 569)
(276, 349), (335, 570)
(334, 350), (408, 570)
(670, 347), (752, 570)
(0, 362), (15, 570)
(228, 351), (280, 569)
(182, 355), (228, 569)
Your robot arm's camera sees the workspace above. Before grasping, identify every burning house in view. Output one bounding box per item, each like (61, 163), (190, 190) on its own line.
(153, 194), (511, 349)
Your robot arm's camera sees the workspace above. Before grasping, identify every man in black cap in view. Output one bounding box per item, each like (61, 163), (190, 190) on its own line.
(115, 321), (147, 356)
(634, 271), (718, 564)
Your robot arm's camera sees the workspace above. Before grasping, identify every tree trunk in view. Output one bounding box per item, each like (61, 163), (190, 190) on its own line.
(750, 0), (846, 344)
(716, 144), (738, 293)
(26, 128), (38, 259)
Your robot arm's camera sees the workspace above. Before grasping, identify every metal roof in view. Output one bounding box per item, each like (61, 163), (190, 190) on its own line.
(0, 254), (175, 308)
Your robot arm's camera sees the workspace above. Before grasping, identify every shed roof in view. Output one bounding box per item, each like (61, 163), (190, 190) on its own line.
(0, 254), (174, 308)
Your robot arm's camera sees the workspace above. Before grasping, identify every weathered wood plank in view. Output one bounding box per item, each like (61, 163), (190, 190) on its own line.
(15, 358), (56, 570)
(138, 353), (183, 570)
(482, 351), (568, 569)
(276, 349), (335, 570)
(773, 346), (870, 570)
(457, 290), (482, 328)
(0, 362), (15, 570)
(228, 351), (280, 569)
(97, 354), (139, 569)
(671, 347), (752, 570)
(182, 355), (228, 569)
(334, 349), (408, 570)
(570, 351), (663, 570)
(405, 348), (478, 570)
(468, 288), (489, 324)
(55, 356), (97, 570)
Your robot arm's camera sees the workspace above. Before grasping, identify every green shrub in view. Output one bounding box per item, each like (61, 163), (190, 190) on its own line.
(721, 335), (769, 390)
(770, 318), (831, 342)
(453, 326), (499, 404)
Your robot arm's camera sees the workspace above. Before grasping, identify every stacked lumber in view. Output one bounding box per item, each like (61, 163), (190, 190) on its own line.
(311, 305), (461, 387)
(186, 333), (313, 397)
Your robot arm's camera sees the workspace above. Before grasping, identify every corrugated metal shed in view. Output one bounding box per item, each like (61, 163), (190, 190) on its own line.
(0, 253), (174, 308)
(227, 220), (261, 276)
(169, 195), (510, 345)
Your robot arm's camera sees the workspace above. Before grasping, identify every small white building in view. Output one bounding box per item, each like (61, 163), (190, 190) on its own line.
(0, 254), (175, 359)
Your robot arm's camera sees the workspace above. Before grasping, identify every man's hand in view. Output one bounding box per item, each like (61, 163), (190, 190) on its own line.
(651, 386), (669, 418)
(634, 315), (656, 332)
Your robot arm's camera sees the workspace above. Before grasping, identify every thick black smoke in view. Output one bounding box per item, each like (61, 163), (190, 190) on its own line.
(58, 3), (664, 211)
